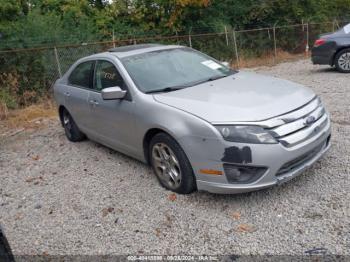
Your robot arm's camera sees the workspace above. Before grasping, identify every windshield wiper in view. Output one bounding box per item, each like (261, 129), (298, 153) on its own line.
(207, 75), (227, 81)
(145, 86), (185, 94)
(190, 72), (236, 86)
(188, 75), (224, 86)
(145, 71), (236, 94)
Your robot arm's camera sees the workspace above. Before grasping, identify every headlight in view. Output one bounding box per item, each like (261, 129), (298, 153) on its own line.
(215, 125), (277, 144)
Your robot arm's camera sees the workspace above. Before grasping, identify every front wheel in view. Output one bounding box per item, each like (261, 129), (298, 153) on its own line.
(335, 48), (350, 73)
(149, 133), (196, 194)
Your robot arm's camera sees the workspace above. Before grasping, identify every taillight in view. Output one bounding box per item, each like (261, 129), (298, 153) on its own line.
(314, 39), (326, 47)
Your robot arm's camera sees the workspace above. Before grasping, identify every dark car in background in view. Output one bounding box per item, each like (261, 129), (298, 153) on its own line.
(312, 23), (350, 73)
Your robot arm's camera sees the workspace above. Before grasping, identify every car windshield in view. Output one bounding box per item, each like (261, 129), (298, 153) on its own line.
(121, 48), (235, 93)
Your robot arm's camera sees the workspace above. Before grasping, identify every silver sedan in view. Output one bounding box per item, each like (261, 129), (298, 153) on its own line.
(54, 44), (331, 194)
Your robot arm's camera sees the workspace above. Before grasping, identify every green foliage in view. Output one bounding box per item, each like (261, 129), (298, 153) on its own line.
(0, 0), (349, 107)
(0, 70), (19, 109)
(0, 88), (17, 109)
(1, 0), (349, 49)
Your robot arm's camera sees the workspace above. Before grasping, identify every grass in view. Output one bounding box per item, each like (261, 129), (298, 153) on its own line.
(232, 50), (308, 69)
(0, 99), (57, 131)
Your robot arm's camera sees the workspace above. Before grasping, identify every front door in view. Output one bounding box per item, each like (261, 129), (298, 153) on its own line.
(88, 60), (137, 155)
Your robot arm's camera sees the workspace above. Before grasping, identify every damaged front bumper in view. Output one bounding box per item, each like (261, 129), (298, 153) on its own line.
(179, 115), (331, 194)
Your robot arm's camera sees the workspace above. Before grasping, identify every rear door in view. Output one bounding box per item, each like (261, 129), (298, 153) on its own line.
(65, 60), (95, 133)
(88, 59), (136, 154)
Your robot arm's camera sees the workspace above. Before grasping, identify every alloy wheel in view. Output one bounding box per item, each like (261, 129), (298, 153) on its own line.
(63, 112), (72, 139)
(338, 52), (350, 71)
(151, 142), (182, 189)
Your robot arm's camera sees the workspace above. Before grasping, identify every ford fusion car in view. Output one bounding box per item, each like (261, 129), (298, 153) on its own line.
(312, 23), (350, 73)
(54, 44), (331, 194)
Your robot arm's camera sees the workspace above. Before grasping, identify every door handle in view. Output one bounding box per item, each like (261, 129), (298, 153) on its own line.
(89, 100), (99, 106)
(64, 92), (70, 97)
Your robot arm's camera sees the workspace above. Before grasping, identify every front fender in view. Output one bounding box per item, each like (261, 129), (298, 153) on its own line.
(133, 95), (220, 162)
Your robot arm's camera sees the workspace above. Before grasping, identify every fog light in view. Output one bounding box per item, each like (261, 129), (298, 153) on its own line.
(223, 164), (267, 184)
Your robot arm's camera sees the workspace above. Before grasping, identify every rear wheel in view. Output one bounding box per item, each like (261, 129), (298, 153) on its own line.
(149, 133), (196, 194)
(335, 48), (350, 73)
(62, 109), (85, 142)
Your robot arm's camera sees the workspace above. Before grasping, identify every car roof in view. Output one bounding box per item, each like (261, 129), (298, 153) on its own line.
(80, 44), (186, 62)
(108, 44), (163, 53)
(107, 44), (185, 58)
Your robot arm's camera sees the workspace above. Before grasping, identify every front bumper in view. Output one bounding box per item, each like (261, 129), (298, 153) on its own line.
(196, 135), (331, 194)
(179, 111), (331, 194)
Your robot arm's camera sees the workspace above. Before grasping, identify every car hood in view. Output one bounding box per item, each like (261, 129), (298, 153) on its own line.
(153, 71), (315, 123)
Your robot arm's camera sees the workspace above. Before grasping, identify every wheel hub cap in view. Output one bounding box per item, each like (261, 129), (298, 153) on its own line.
(63, 113), (72, 137)
(339, 52), (350, 71)
(152, 143), (182, 189)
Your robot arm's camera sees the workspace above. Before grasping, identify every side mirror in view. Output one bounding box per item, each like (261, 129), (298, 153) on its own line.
(221, 61), (230, 67)
(101, 86), (126, 100)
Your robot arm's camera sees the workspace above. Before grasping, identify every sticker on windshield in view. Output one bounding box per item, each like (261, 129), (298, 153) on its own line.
(201, 60), (222, 70)
(344, 24), (350, 34)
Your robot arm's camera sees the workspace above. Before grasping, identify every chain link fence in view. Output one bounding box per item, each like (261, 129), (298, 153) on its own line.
(0, 21), (348, 111)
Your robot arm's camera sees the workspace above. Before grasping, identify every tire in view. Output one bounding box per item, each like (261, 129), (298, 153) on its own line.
(149, 133), (196, 194)
(334, 48), (350, 73)
(0, 226), (14, 262)
(61, 109), (85, 142)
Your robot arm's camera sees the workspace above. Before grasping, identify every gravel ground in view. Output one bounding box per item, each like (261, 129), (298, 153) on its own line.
(0, 59), (349, 256)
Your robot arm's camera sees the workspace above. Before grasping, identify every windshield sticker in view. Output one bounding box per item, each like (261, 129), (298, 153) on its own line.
(201, 60), (222, 70)
(344, 24), (350, 34)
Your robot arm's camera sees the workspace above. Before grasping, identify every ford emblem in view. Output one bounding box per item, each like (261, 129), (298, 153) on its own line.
(304, 116), (316, 126)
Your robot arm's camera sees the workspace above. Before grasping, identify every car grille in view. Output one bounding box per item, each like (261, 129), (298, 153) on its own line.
(276, 135), (330, 177)
(266, 97), (328, 147)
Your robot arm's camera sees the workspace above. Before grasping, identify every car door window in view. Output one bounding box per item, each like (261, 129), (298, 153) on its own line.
(68, 61), (94, 88)
(94, 60), (125, 91)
